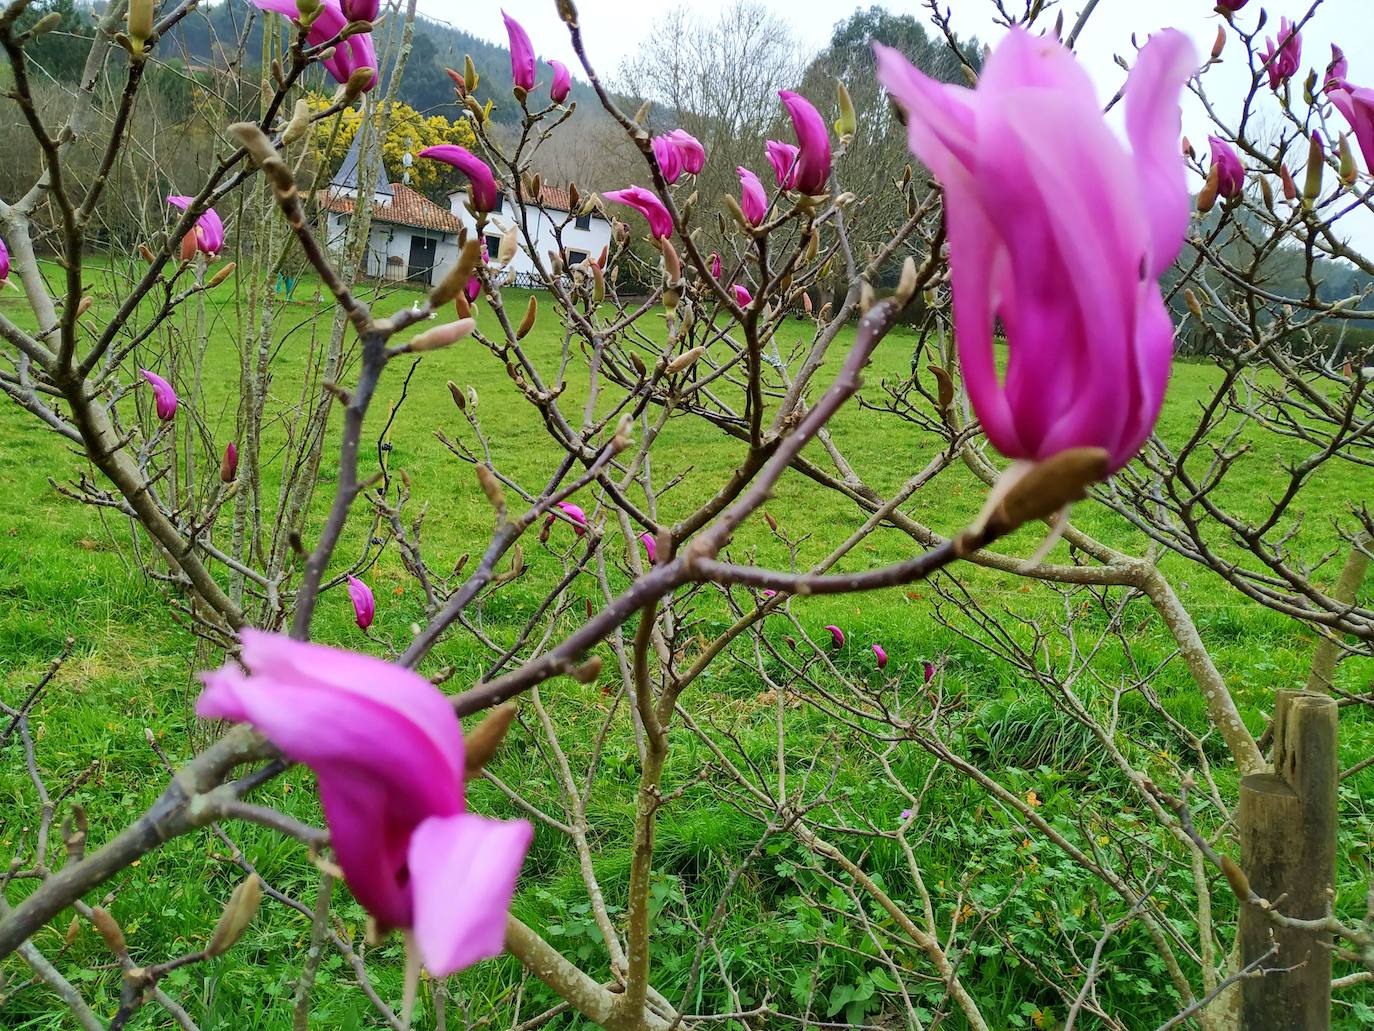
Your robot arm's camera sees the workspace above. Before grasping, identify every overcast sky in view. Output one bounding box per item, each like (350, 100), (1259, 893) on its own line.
(418, 0), (1374, 246)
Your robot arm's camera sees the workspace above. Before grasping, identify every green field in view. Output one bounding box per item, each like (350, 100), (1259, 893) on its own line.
(2, 256), (1373, 1028)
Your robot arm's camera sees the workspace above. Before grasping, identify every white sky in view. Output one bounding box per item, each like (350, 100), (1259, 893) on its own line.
(418, 0), (1374, 249)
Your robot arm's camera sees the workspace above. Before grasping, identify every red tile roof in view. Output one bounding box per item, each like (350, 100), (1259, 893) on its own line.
(318, 183), (465, 234)
(448, 182), (603, 218)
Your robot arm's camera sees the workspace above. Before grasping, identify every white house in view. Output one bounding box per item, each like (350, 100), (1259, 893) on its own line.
(445, 183), (613, 282)
(318, 134), (612, 289)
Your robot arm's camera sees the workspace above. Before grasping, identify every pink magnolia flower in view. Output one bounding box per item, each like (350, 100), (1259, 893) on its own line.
(252, 0), (376, 91)
(0, 237), (8, 284)
(221, 442), (238, 483)
(737, 166), (767, 225)
(465, 274), (482, 303)
(503, 10), (536, 92)
(823, 624), (845, 648)
(166, 196), (225, 257)
(140, 369), (177, 421)
(1330, 83), (1374, 173)
(651, 136), (684, 184)
(1208, 135), (1244, 197)
(603, 187), (673, 239)
(1325, 45), (1348, 91)
(548, 60), (571, 104)
(731, 283), (752, 306)
(419, 146), (499, 213)
(875, 28), (1197, 473)
(1261, 18), (1301, 90)
(197, 631), (533, 976)
(709, 252), (722, 279)
(765, 139), (800, 189)
(346, 574), (375, 629)
(922, 661), (935, 684)
(556, 501), (587, 537)
(1214, 0), (1248, 10)
(899, 807), (913, 820)
(651, 130), (705, 184)
(340, 0), (377, 21)
(639, 531), (656, 563)
(872, 643), (888, 669)
(777, 91), (831, 195)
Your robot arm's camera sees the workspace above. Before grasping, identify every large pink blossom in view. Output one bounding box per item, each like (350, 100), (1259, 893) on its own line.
(419, 146), (499, 212)
(252, 0), (376, 91)
(503, 10), (536, 91)
(1208, 135), (1244, 197)
(198, 632), (532, 975)
(603, 186), (673, 239)
(777, 91), (831, 194)
(875, 28), (1197, 472)
(651, 130), (705, 184)
(166, 196), (225, 257)
(1330, 82), (1374, 174)
(1260, 18), (1301, 90)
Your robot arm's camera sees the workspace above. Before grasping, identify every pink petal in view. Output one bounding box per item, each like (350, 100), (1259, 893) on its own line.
(408, 812), (534, 975)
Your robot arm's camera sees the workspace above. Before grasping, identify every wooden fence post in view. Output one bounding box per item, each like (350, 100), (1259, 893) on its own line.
(1238, 690), (1338, 1030)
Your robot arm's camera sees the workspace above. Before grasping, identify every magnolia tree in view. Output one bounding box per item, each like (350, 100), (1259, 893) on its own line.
(2, 0), (1373, 1027)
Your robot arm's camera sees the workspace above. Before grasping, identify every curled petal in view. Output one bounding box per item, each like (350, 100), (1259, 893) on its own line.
(639, 531), (657, 563)
(556, 501), (587, 536)
(765, 139), (799, 188)
(778, 90), (832, 195)
(737, 166), (767, 225)
(652, 136), (684, 184)
(409, 812), (533, 976)
(419, 145), (499, 212)
(602, 186), (673, 239)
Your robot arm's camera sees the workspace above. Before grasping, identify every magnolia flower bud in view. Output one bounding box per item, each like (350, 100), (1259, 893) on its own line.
(517, 296), (538, 339)
(1338, 133), (1357, 185)
(207, 876), (262, 957)
(1303, 131), (1324, 209)
(126, 0), (153, 59)
(464, 54), (478, 93)
(447, 380), (466, 410)
(1280, 163), (1297, 201)
(497, 226), (518, 266)
(834, 79), (856, 138)
(282, 98), (311, 144)
(1211, 25), (1226, 60)
(220, 442), (238, 482)
(408, 318), (476, 352)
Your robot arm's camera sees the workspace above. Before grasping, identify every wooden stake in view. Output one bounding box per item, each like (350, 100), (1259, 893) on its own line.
(1238, 690), (1338, 1030)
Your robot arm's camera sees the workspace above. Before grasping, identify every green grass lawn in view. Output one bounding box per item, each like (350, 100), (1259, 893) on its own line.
(2, 256), (1373, 1028)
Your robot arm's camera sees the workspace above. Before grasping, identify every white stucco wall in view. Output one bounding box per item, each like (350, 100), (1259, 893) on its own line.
(443, 192), (613, 282)
(324, 212), (459, 286)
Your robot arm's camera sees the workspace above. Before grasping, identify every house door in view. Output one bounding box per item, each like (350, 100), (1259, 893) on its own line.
(407, 235), (438, 285)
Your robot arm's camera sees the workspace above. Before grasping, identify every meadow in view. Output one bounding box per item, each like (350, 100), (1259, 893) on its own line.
(2, 257), (1373, 1029)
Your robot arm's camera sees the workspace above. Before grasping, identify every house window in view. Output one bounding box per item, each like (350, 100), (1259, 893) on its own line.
(567, 249), (589, 267)
(492, 191), (505, 214)
(575, 212), (592, 231)
(484, 234), (503, 259)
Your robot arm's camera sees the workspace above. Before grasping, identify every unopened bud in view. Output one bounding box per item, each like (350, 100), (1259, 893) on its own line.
(1181, 136), (1194, 159)
(207, 876), (262, 957)
(1303, 131), (1324, 209)
(207, 262), (236, 289)
(497, 225), (518, 266)
(1280, 163), (1297, 201)
(447, 380), (466, 410)
(75, 296), (93, 318)
(126, 0), (153, 58)
(556, 0), (578, 25)
(570, 655), (602, 684)
(1338, 133), (1357, 185)
(476, 464), (505, 512)
(30, 11), (62, 35)
(928, 364), (955, 409)
(342, 65), (373, 104)
(517, 295), (538, 339)
(1196, 163), (1219, 213)
(1259, 174), (1274, 210)
(138, 244), (156, 262)
(220, 441), (238, 482)
(407, 318), (476, 352)
(658, 236), (681, 283)
(1211, 25), (1226, 60)
(181, 231), (198, 262)
(464, 54), (478, 93)
(282, 98), (311, 144)
(630, 352), (647, 378)
(64, 916), (80, 946)
(834, 79), (856, 138)
(463, 704), (517, 777)
(1185, 289), (1204, 319)
(666, 346), (706, 375)
(90, 907), (127, 956)
(432, 238), (482, 306)
(983, 448), (1109, 537)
